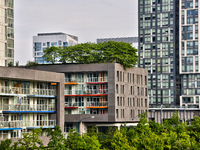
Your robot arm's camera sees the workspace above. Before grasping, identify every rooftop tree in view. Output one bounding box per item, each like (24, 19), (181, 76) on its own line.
(43, 41), (139, 68)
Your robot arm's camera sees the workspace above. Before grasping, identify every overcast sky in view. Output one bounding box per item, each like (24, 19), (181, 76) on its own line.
(14, 0), (138, 65)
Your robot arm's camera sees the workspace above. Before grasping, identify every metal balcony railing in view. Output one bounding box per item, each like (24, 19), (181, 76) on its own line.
(2, 104), (56, 111)
(86, 101), (108, 107)
(65, 89), (108, 95)
(0, 121), (20, 128)
(0, 86), (56, 96)
(65, 102), (79, 107)
(65, 78), (83, 83)
(87, 77), (108, 82)
(30, 89), (56, 96)
(0, 120), (56, 128)
(20, 120), (56, 127)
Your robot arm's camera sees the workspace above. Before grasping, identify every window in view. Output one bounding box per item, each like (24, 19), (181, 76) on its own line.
(116, 109), (118, 118)
(64, 123), (73, 132)
(137, 87), (140, 95)
(117, 71), (119, 81)
(131, 86), (133, 95)
(128, 73), (129, 83)
(117, 97), (119, 106)
(120, 71), (122, 82)
(43, 43), (46, 46)
(58, 40), (62, 46)
(116, 84), (118, 93)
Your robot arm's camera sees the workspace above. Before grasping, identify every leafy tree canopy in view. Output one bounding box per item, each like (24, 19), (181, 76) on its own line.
(43, 41), (139, 68)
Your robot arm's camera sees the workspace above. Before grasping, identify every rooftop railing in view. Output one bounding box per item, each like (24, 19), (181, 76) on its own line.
(2, 104), (56, 111)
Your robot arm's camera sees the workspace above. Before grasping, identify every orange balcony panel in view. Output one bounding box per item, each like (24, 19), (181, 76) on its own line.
(86, 106), (108, 109)
(51, 83), (57, 85)
(65, 83), (78, 85)
(65, 94), (108, 97)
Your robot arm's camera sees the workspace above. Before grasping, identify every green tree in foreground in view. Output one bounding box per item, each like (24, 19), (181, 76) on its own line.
(43, 41), (139, 68)
(0, 139), (12, 150)
(47, 125), (66, 149)
(13, 128), (45, 150)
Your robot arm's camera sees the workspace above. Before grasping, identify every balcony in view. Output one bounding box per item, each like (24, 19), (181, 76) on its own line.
(0, 120), (56, 129)
(2, 104), (56, 113)
(65, 89), (108, 96)
(30, 89), (56, 97)
(0, 121), (21, 129)
(0, 86), (25, 95)
(86, 77), (108, 84)
(86, 101), (108, 108)
(65, 78), (83, 84)
(0, 86), (56, 97)
(21, 120), (56, 128)
(65, 102), (79, 109)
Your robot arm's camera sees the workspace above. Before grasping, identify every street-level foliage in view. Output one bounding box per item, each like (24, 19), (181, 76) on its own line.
(42, 41), (139, 68)
(1, 112), (200, 149)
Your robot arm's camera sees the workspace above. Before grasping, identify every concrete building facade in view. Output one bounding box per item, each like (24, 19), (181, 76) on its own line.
(0, 0), (14, 66)
(27, 63), (148, 135)
(33, 32), (78, 64)
(0, 67), (64, 140)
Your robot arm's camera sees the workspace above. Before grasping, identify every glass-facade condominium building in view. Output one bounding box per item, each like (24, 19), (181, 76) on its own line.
(180, 0), (200, 108)
(33, 32), (78, 64)
(139, 0), (200, 122)
(139, 0), (179, 107)
(0, 0), (14, 66)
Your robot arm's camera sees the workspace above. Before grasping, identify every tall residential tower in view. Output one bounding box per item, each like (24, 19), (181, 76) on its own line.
(138, 0), (200, 122)
(0, 0), (14, 66)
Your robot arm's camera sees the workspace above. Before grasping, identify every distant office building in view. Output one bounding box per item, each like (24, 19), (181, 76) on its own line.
(0, 0), (14, 66)
(97, 37), (138, 49)
(33, 32), (78, 64)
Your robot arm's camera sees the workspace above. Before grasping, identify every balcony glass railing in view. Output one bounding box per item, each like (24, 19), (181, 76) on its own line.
(2, 104), (56, 111)
(87, 77), (108, 82)
(20, 120), (56, 127)
(0, 120), (56, 128)
(65, 78), (83, 83)
(65, 102), (79, 107)
(0, 86), (56, 96)
(30, 89), (56, 96)
(65, 89), (108, 95)
(86, 101), (108, 107)
(0, 121), (20, 128)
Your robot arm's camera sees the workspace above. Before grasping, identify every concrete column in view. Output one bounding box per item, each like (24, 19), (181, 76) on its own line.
(56, 74), (65, 133)
(80, 122), (82, 136)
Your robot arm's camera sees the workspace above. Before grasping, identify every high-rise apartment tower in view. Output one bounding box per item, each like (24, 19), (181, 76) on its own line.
(0, 0), (14, 66)
(138, 0), (200, 122)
